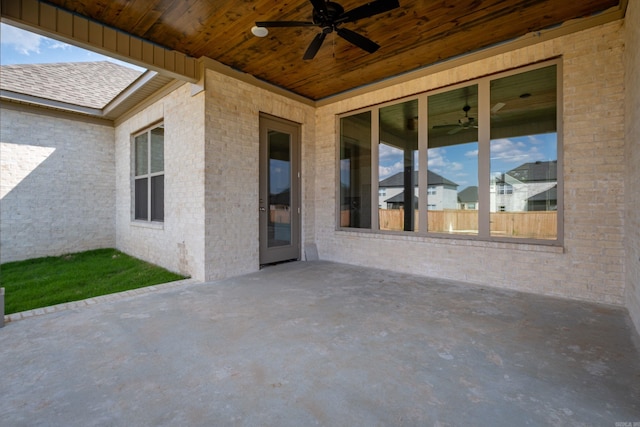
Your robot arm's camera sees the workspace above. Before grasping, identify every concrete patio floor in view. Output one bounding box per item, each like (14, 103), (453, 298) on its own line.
(1, 261), (639, 426)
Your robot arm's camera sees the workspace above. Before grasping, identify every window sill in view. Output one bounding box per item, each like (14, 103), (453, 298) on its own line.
(335, 228), (564, 254)
(131, 220), (164, 230)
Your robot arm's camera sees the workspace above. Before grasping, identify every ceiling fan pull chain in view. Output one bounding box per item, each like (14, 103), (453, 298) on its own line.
(332, 32), (336, 58)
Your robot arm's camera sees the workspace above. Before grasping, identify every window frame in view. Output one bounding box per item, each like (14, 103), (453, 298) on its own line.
(335, 59), (563, 246)
(132, 122), (165, 223)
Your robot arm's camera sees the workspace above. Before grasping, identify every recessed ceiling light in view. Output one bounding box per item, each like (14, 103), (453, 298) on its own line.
(251, 26), (268, 37)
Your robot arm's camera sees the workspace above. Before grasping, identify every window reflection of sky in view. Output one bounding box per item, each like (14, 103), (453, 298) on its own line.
(270, 159), (290, 195)
(378, 133), (557, 190)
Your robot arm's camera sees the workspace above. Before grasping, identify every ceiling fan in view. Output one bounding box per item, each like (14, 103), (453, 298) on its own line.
(432, 105), (478, 135)
(255, 0), (400, 60)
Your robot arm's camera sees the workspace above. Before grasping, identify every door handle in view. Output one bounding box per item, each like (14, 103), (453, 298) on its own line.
(259, 207), (266, 212)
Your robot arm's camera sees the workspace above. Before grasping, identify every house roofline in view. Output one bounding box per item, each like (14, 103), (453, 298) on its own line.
(0, 89), (103, 116)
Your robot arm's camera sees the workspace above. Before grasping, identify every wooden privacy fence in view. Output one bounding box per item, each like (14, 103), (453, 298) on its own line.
(376, 209), (557, 239)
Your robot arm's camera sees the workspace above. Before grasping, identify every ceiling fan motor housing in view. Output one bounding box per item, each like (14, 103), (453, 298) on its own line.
(459, 104), (474, 127)
(313, 2), (345, 28)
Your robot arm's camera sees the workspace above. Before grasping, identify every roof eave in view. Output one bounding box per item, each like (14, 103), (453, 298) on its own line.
(0, 70), (174, 121)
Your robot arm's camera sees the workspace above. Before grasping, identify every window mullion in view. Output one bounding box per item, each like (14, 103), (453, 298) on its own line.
(477, 80), (491, 238)
(418, 94), (428, 235)
(371, 107), (380, 231)
(147, 130), (152, 221)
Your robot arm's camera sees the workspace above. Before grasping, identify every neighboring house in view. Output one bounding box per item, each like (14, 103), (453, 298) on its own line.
(491, 161), (558, 212)
(378, 170), (458, 210)
(458, 186), (478, 210)
(0, 0), (638, 336)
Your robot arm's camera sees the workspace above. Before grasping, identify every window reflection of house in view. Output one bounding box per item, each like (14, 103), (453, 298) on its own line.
(379, 170), (458, 210)
(458, 186), (478, 210)
(491, 160), (557, 212)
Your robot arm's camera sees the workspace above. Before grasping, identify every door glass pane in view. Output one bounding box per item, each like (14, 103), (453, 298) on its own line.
(135, 133), (148, 176)
(268, 130), (291, 248)
(379, 100), (418, 231)
(150, 126), (164, 173)
(490, 65), (557, 239)
(340, 112), (372, 228)
(427, 85), (478, 234)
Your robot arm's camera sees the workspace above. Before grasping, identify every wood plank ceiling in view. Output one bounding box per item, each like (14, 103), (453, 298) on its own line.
(43, 0), (620, 101)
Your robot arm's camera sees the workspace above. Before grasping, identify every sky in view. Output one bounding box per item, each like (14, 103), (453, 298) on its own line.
(0, 23), (144, 70)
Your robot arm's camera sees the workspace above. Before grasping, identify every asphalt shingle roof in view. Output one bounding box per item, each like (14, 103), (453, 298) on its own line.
(458, 186), (478, 203)
(528, 185), (558, 201)
(506, 160), (558, 183)
(0, 61), (143, 109)
(379, 170), (458, 188)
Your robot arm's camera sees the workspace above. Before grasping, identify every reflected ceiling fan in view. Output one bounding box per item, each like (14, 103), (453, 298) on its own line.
(433, 105), (478, 135)
(255, 0), (400, 60)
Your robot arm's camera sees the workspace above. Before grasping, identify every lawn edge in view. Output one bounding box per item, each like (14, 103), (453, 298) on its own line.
(3, 278), (200, 325)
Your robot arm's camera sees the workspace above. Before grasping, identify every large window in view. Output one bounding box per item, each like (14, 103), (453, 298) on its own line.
(489, 65), (558, 239)
(379, 99), (418, 231)
(427, 85), (478, 235)
(340, 112), (372, 229)
(338, 61), (561, 243)
(134, 124), (164, 222)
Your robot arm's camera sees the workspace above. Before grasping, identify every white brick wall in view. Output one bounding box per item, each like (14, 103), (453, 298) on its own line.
(114, 83), (207, 280)
(624, 0), (640, 334)
(203, 70), (315, 281)
(314, 21), (629, 305)
(114, 74), (316, 282)
(0, 104), (115, 262)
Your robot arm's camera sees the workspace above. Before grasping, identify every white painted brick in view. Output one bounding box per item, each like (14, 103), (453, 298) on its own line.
(0, 107), (115, 262)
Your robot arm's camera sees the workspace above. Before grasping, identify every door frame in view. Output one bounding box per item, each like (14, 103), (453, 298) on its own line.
(259, 113), (301, 265)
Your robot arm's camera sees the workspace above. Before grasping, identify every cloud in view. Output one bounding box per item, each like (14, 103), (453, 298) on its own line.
(378, 143), (405, 179)
(490, 138), (545, 164)
(1, 24), (42, 55)
(379, 161), (403, 180)
(379, 143), (402, 160)
(48, 41), (71, 50)
(428, 147), (463, 172)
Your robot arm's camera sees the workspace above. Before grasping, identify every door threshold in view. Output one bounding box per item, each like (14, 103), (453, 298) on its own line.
(260, 258), (299, 269)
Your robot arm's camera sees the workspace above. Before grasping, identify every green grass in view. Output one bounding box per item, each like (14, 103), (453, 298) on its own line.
(1, 248), (187, 314)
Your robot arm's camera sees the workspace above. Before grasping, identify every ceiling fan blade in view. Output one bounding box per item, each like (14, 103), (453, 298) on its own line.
(336, 0), (400, 24)
(255, 21), (316, 27)
(336, 27), (380, 53)
(491, 102), (506, 114)
(432, 124), (459, 129)
(447, 127), (463, 135)
(303, 32), (327, 60)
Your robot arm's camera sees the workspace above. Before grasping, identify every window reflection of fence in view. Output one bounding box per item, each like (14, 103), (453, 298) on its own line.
(270, 206), (290, 224)
(489, 211), (556, 239)
(359, 209), (556, 239)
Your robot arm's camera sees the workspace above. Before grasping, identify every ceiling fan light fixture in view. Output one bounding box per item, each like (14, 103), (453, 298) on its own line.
(251, 26), (269, 37)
